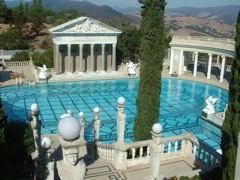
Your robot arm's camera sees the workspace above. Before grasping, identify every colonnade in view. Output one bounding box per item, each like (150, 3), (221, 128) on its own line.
(54, 43), (117, 74)
(169, 50), (229, 82)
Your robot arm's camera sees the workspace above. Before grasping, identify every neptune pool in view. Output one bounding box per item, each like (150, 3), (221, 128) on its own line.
(0, 78), (228, 150)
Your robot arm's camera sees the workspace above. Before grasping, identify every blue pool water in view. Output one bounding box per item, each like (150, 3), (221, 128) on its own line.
(0, 78), (228, 150)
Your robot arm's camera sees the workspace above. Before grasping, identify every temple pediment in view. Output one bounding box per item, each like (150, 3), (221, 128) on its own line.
(49, 17), (122, 34)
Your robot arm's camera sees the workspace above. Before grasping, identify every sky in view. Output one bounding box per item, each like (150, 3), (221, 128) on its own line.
(79, 0), (240, 9)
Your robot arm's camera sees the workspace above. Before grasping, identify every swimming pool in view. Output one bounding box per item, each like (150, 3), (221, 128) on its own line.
(0, 78), (228, 150)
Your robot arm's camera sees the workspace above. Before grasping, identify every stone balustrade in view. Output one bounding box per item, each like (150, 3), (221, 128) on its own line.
(96, 132), (221, 170)
(97, 143), (115, 161)
(5, 61), (31, 67)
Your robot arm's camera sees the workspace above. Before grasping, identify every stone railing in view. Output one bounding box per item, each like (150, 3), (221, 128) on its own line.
(97, 143), (115, 161)
(96, 133), (221, 170)
(173, 35), (235, 44)
(5, 61), (31, 67)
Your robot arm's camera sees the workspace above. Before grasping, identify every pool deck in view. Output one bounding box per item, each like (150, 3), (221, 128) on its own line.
(1, 62), (227, 179)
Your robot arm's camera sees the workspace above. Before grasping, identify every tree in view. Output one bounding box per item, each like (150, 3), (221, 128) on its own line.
(0, 28), (28, 50)
(221, 11), (240, 180)
(29, 0), (46, 35)
(0, 0), (10, 24)
(133, 0), (166, 141)
(10, 51), (30, 61)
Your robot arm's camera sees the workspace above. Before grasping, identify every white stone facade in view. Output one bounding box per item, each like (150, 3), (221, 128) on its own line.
(49, 17), (122, 73)
(169, 35), (235, 82)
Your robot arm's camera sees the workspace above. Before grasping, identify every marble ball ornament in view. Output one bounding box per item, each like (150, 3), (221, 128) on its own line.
(41, 137), (52, 149)
(118, 97), (125, 105)
(152, 123), (163, 134)
(58, 116), (81, 140)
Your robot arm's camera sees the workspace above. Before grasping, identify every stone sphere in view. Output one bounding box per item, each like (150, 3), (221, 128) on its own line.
(79, 112), (84, 117)
(118, 97), (125, 105)
(41, 137), (51, 149)
(58, 116), (81, 140)
(152, 123), (163, 134)
(94, 107), (100, 113)
(31, 103), (40, 112)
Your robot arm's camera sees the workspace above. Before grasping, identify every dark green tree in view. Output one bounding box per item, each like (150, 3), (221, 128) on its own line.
(221, 11), (240, 180)
(0, 0), (10, 24)
(133, 0), (166, 141)
(29, 0), (46, 35)
(0, 98), (7, 168)
(10, 51), (30, 61)
(0, 28), (28, 50)
(10, 2), (28, 31)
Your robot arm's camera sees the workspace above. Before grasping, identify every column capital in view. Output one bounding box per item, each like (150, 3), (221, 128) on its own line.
(208, 53), (212, 56)
(112, 43), (116, 48)
(194, 52), (199, 55)
(221, 55), (225, 59)
(91, 44), (95, 48)
(67, 44), (71, 48)
(79, 44), (83, 47)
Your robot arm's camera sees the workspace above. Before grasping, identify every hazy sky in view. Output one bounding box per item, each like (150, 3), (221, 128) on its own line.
(81, 0), (240, 8)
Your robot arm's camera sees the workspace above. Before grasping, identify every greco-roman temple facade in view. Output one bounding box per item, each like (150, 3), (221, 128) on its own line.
(169, 36), (235, 82)
(49, 17), (122, 74)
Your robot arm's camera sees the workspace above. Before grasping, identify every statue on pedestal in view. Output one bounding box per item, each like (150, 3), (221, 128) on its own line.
(57, 148), (86, 180)
(37, 64), (47, 79)
(203, 96), (218, 114)
(127, 61), (136, 76)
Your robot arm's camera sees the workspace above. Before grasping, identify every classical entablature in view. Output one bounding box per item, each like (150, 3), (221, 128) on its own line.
(49, 17), (122, 73)
(169, 35), (235, 83)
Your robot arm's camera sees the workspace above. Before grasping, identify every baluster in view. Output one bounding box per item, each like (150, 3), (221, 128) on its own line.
(106, 148), (109, 159)
(110, 149), (113, 160)
(147, 146), (150, 157)
(98, 147), (101, 157)
(202, 150), (206, 162)
(132, 148), (136, 159)
(193, 145), (197, 156)
(174, 141), (178, 152)
(208, 154), (211, 165)
(139, 147), (143, 158)
(104, 148), (107, 158)
(197, 147), (201, 159)
(168, 142), (171, 153)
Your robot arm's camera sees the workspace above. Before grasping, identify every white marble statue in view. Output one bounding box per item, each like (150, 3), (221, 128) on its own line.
(127, 61), (136, 76)
(57, 148), (86, 180)
(37, 64), (47, 79)
(203, 96), (218, 114)
(60, 110), (74, 119)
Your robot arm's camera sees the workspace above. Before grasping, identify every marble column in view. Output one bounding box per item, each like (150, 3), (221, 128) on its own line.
(67, 44), (72, 73)
(112, 43), (116, 71)
(207, 53), (212, 79)
(220, 55), (226, 82)
(101, 44), (105, 71)
(55, 44), (60, 73)
(204, 54), (208, 73)
(169, 49), (174, 74)
(79, 44), (83, 72)
(193, 52), (198, 77)
(178, 50), (183, 75)
(91, 44), (94, 72)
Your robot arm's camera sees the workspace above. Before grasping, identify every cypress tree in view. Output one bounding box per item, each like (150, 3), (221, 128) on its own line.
(133, 0), (166, 141)
(221, 11), (240, 180)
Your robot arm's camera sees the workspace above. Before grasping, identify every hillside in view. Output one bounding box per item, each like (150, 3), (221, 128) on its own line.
(165, 16), (236, 38)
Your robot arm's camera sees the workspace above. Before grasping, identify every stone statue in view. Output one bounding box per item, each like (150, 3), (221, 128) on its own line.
(57, 148), (86, 180)
(60, 110), (74, 119)
(202, 96), (218, 114)
(37, 64), (47, 79)
(127, 61), (136, 76)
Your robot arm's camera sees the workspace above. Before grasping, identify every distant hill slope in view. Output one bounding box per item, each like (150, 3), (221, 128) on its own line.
(165, 16), (236, 38)
(166, 5), (240, 26)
